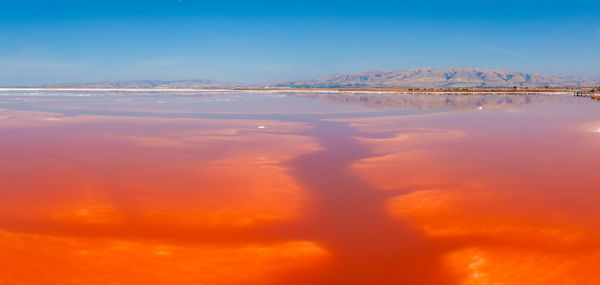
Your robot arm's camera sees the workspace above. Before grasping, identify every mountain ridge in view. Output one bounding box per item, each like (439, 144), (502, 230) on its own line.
(45, 68), (599, 89)
(268, 67), (599, 88)
(47, 79), (250, 89)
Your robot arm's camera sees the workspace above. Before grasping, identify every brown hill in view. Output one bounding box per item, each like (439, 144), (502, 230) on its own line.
(50, 79), (249, 89)
(269, 68), (598, 88)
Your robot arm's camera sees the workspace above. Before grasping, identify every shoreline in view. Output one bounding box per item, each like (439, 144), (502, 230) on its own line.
(0, 87), (593, 96)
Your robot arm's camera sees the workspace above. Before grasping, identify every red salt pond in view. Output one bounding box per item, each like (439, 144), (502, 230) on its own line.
(1, 91), (600, 284)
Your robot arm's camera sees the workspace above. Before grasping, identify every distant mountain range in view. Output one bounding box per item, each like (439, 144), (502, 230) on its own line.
(49, 68), (599, 89)
(49, 79), (250, 89)
(268, 68), (599, 88)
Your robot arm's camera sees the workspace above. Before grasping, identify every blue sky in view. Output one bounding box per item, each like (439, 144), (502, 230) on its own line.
(1, 0), (599, 86)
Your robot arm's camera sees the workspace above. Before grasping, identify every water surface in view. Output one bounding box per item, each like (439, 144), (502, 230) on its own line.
(1, 91), (600, 284)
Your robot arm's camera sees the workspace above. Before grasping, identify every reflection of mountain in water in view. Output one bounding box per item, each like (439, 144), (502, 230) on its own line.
(298, 93), (570, 111)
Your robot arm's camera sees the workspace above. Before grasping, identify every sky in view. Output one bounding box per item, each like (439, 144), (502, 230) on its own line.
(1, 0), (599, 86)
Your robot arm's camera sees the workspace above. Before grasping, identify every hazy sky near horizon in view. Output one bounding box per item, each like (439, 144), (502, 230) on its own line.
(1, 0), (599, 86)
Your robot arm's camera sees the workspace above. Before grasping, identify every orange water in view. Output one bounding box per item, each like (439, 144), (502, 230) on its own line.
(1, 93), (600, 284)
